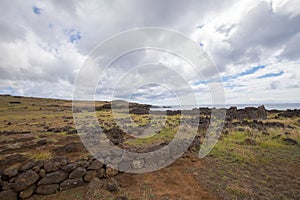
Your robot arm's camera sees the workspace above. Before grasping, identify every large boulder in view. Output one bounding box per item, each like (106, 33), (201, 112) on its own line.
(85, 177), (108, 200)
(38, 171), (68, 185)
(44, 157), (69, 173)
(106, 178), (119, 192)
(36, 184), (60, 195)
(12, 170), (39, 192)
(257, 105), (267, 119)
(19, 184), (36, 199)
(60, 178), (85, 191)
(54, 142), (86, 154)
(69, 167), (87, 179)
(84, 171), (97, 182)
(44, 161), (60, 173)
(61, 163), (77, 172)
(88, 160), (103, 170)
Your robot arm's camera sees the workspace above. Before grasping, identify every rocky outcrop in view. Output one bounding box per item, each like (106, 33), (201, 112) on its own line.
(278, 109), (300, 118)
(226, 105), (267, 120)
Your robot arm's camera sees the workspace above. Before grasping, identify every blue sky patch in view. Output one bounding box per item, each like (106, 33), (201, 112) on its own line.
(257, 71), (284, 79)
(193, 65), (266, 86)
(69, 30), (81, 43)
(221, 65), (266, 82)
(238, 65), (265, 76)
(32, 6), (42, 15)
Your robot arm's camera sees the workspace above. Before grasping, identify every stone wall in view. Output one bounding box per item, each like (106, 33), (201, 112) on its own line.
(0, 156), (119, 199)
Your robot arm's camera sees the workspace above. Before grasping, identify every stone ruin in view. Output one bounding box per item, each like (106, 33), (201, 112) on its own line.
(226, 105), (267, 120)
(0, 155), (119, 200)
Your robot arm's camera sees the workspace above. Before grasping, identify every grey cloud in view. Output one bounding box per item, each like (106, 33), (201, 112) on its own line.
(0, 0), (299, 104)
(222, 1), (300, 65)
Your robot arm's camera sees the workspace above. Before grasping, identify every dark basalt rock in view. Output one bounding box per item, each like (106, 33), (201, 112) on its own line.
(69, 167), (86, 179)
(0, 154), (27, 170)
(278, 109), (300, 118)
(38, 171), (68, 185)
(19, 184), (36, 199)
(226, 105), (267, 120)
(0, 190), (17, 200)
(36, 184), (59, 195)
(12, 170), (39, 192)
(283, 138), (298, 145)
(104, 127), (126, 145)
(53, 142), (86, 154)
(106, 178), (119, 192)
(60, 178), (85, 191)
(264, 122), (285, 128)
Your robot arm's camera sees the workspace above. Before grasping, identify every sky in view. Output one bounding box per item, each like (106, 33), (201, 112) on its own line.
(0, 0), (299, 105)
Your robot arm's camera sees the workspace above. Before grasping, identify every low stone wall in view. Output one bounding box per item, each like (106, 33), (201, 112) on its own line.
(0, 156), (119, 199)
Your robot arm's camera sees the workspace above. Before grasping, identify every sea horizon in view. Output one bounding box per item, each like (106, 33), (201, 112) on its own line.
(150, 103), (300, 111)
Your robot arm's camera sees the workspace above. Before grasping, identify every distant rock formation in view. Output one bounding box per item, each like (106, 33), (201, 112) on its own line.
(226, 105), (267, 120)
(278, 109), (300, 118)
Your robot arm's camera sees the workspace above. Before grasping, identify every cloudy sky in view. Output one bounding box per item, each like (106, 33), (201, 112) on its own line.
(0, 0), (299, 105)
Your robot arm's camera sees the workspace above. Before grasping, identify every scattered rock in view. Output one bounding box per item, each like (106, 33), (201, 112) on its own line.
(272, 134), (281, 139)
(38, 171), (68, 185)
(85, 177), (107, 200)
(60, 178), (85, 191)
(104, 127), (126, 145)
(36, 184), (59, 195)
(37, 139), (48, 145)
(106, 178), (118, 192)
(19, 184), (36, 199)
(265, 122), (285, 128)
(262, 131), (270, 136)
(69, 167), (86, 179)
(54, 142), (85, 154)
(12, 170), (39, 192)
(242, 138), (256, 145)
(283, 138), (298, 145)
(115, 196), (129, 200)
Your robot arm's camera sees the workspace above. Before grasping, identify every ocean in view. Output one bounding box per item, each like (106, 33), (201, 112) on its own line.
(150, 103), (300, 111)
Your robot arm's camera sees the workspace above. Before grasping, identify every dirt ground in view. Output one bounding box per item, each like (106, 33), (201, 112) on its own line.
(28, 152), (215, 200)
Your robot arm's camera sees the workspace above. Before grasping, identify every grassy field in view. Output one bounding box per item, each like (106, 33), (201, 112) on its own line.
(0, 95), (299, 199)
